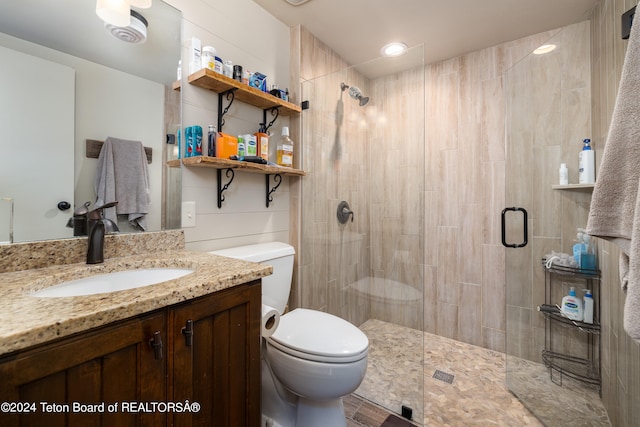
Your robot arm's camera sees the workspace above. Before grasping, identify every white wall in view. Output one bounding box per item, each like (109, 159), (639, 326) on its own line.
(166, 0), (293, 252)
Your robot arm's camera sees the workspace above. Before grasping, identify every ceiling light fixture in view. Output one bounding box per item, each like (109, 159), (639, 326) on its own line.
(284, 0), (312, 5)
(129, 0), (152, 8)
(380, 42), (408, 57)
(533, 44), (557, 55)
(96, 0), (131, 27)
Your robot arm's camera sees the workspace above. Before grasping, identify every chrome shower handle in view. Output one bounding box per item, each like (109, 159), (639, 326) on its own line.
(337, 201), (354, 224)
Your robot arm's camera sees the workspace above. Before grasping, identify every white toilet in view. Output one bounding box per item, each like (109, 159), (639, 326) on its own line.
(211, 242), (369, 427)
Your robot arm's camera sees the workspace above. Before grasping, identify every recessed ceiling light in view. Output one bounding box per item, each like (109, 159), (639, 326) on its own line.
(533, 44), (557, 55)
(284, 0), (311, 5)
(380, 42), (408, 57)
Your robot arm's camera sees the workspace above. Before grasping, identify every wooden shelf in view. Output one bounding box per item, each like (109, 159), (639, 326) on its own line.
(552, 183), (595, 191)
(166, 159), (181, 168)
(182, 156), (305, 177)
(172, 80), (181, 91)
(187, 69), (301, 116)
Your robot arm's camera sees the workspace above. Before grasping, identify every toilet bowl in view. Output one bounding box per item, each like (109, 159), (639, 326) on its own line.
(211, 242), (369, 427)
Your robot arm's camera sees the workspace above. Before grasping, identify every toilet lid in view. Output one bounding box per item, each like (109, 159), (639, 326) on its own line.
(269, 309), (369, 362)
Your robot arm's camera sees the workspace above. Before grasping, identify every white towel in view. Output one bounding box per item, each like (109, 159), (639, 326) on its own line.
(94, 137), (150, 231)
(586, 14), (640, 343)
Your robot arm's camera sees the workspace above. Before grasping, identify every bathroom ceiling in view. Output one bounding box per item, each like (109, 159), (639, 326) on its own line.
(253, 0), (599, 77)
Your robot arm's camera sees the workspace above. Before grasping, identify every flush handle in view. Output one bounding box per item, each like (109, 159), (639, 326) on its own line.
(182, 319), (194, 347)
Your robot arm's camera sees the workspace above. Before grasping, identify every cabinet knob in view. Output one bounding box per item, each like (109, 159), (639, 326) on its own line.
(149, 331), (163, 360)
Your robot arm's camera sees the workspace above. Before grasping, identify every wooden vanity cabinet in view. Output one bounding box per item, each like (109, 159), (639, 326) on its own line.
(0, 311), (167, 427)
(0, 280), (262, 427)
(170, 281), (262, 427)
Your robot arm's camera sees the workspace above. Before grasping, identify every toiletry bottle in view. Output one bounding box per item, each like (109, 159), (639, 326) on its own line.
(561, 286), (583, 321)
(579, 138), (595, 184)
(194, 125), (203, 156)
(559, 163), (568, 185)
(255, 131), (269, 161)
(573, 229), (587, 267)
(583, 289), (594, 324)
(277, 126), (294, 167)
(207, 125), (217, 157)
(177, 127), (182, 159)
(185, 126), (193, 157)
(237, 135), (246, 160)
(244, 134), (257, 157)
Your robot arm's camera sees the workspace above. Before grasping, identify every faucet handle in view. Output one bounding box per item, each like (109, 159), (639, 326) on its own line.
(88, 201), (118, 219)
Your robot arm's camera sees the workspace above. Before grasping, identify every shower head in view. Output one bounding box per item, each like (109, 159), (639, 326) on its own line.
(340, 83), (369, 106)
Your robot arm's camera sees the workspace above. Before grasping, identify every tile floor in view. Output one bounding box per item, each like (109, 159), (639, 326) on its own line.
(347, 319), (610, 427)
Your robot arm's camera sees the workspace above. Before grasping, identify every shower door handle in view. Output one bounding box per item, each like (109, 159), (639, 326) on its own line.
(501, 207), (528, 248)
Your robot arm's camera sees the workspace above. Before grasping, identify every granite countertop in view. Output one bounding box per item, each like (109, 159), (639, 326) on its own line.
(0, 250), (271, 356)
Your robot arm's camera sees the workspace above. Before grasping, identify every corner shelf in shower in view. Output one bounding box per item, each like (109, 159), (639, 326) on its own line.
(540, 258), (601, 395)
(182, 156), (304, 209)
(551, 183), (595, 191)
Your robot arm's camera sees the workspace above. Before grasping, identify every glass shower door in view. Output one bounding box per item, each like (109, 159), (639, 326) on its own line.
(298, 47), (425, 423)
(504, 22), (609, 426)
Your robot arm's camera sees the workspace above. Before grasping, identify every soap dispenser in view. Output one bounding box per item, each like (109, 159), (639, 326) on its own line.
(561, 286), (583, 321)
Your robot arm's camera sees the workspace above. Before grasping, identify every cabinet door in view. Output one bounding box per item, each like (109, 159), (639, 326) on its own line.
(0, 312), (166, 427)
(170, 281), (261, 427)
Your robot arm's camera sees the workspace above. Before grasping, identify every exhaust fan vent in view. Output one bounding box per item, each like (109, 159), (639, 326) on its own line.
(105, 9), (148, 43)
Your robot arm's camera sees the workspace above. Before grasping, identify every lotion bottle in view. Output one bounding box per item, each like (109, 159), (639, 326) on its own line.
(583, 289), (594, 324)
(561, 286), (583, 321)
(579, 138), (595, 184)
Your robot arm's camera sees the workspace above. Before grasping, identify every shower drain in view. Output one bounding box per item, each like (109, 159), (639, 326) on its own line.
(432, 369), (455, 384)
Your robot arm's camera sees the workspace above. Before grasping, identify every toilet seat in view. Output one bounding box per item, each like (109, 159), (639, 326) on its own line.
(268, 309), (369, 363)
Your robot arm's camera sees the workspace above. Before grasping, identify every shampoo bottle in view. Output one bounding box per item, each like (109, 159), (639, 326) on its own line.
(579, 138), (595, 184)
(561, 286), (583, 321)
(583, 289), (594, 324)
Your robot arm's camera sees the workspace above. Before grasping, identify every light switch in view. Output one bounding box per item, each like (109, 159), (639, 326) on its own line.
(181, 201), (196, 228)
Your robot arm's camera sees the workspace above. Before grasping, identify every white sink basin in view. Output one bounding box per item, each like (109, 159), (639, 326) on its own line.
(32, 268), (195, 298)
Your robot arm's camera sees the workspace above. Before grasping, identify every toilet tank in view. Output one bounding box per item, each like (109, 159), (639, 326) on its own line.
(210, 242), (295, 314)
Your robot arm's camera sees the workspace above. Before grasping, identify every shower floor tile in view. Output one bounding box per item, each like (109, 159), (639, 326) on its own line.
(347, 319), (610, 426)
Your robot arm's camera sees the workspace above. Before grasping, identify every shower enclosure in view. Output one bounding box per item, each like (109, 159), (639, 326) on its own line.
(504, 21), (610, 426)
(298, 46), (426, 422)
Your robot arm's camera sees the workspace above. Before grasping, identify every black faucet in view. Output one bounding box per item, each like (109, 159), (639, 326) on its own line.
(86, 201), (119, 264)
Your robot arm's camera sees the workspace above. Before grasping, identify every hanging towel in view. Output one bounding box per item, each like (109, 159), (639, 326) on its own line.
(95, 137), (150, 231)
(586, 14), (640, 343)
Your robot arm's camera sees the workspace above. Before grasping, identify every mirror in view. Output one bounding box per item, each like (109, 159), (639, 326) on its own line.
(0, 0), (182, 243)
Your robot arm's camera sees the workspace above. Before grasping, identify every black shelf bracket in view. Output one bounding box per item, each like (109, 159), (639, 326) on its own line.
(261, 106), (280, 133)
(217, 89), (237, 132)
(266, 174), (282, 208)
(217, 168), (235, 208)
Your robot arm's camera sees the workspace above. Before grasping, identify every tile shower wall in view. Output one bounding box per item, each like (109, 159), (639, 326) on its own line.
(293, 27), (425, 329)
(591, 0), (640, 424)
(294, 23), (593, 352)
